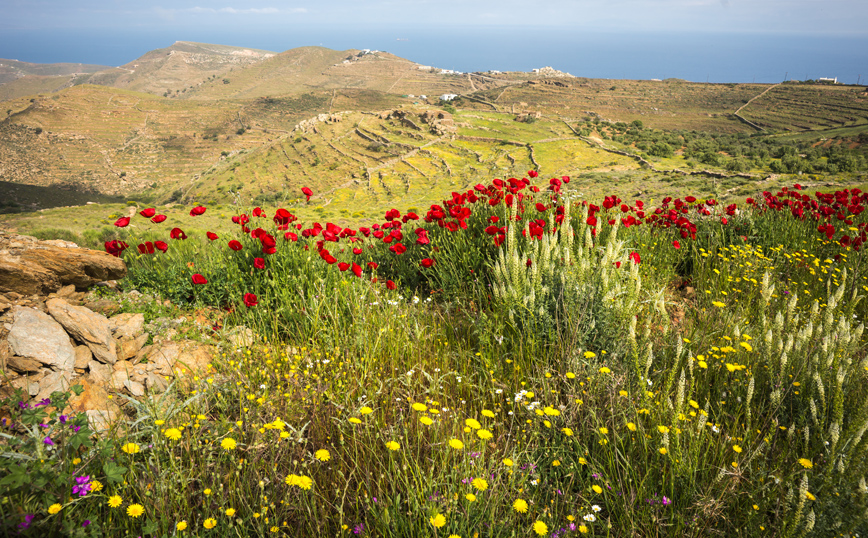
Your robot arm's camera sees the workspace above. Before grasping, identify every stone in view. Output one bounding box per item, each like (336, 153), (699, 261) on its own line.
(56, 284), (77, 298)
(87, 360), (112, 384)
(67, 375), (122, 432)
(7, 355), (43, 374)
(0, 232), (126, 296)
(117, 333), (149, 361)
(147, 340), (215, 377)
(111, 369), (145, 397)
(109, 313), (145, 339)
(7, 306), (76, 371)
(84, 299), (120, 316)
(46, 298), (117, 364)
(145, 372), (170, 393)
(74, 346), (92, 369)
(11, 376), (40, 397)
(34, 369), (73, 402)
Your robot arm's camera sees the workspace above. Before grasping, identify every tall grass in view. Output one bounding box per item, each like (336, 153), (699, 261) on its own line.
(2, 181), (868, 537)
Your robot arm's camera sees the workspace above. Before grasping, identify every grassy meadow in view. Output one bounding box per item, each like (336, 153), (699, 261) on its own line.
(3, 173), (868, 537)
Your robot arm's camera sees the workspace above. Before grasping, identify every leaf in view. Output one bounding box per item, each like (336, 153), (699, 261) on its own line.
(103, 461), (128, 484)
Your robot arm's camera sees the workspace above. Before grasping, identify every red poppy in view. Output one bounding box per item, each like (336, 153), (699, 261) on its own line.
(228, 240), (243, 251)
(243, 293), (258, 307)
(386, 280), (396, 290)
(254, 257), (265, 269)
(301, 187), (313, 201)
(673, 240), (681, 249)
(206, 231), (219, 241)
(170, 227), (187, 240)
(352, 247), (363, 255)
(629, 252), (641, 264)
(104, 240), (128, 257)
(191, 274), (208, 285)
(252, 207), (264, 217)
(367, 262), (379, 269)
(389, 243), (407, 255)
(528, 170), (539, 178)
(338, 262), (350, 272)
(189, 206), (206, 216)
(420, 258), (435, 268)
(721, 217), (728, 225)
(137, 242), (155, 254)
(154, 241), (168, 253)
(114, 217), (130, 228)
(352, 262), (363, 278)
(526, 259), (532, 267)
(151, 214), (167, 223)
(139, 208), (156, 218)
(284, 232), (298, 242)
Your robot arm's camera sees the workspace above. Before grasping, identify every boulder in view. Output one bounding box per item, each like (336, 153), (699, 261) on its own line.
(87, 360), (112, 384)
(7, 306), (76, 371)
(0, 232), (126, 296)
(7, 355), (43, 374)
(111, 369), (145, 397)
(10, 376), (40, 397)
(109, 313), (145, 339)
(34, 369), (73, 402)
(117, 333), (149, 361)
(147, 340), (215, 377)
(46, 298), (117, 364)
(74, 346), (92, 369)
(67, 377), (121, 432)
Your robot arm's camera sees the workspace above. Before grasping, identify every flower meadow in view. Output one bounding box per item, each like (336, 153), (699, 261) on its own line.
(3, 173), (868, 537)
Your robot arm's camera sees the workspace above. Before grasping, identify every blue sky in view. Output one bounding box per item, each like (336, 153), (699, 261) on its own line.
(4, 0), (867, 35)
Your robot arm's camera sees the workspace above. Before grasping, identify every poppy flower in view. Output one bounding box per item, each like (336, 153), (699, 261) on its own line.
(170, 228), (187, 240)
(228, 240), (243, 251)
(254, 257), (265, 269)
(285, 232), (298, 242)
(252, 207), (264, 217)
(154, 241), (168, 253)
(104, 240), (128, 257)
(420, 258), (435, 268)
(673, 240), (681, 249)
(528, 170), (539, 178)
(353, 247), (363, 255)
(206, 232), (219, 241)
(139, 208), (156, 218)
(386, 280), (396, 290)
(352, 263), (362, 278)
(302, 187), (313, 201)
(243, 293), (258, 307)
(114, 217), (130, 228)
(137, 242), (155, 254)
(189, 206), (206, 216)
(629, 252), (641, 264)
(389, 243), (407, 255)
(367, 262), (379, 269)
(151, 215), (167, 223)
(338, 262), (350, 272)
(191, 274), (208, 285)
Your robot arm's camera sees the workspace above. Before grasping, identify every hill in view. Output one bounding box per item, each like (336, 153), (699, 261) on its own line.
(0, 58), (110, 84)
(73, 41), (277, 97)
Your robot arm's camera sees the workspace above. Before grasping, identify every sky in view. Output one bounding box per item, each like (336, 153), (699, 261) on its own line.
(1, 0), (866, 82)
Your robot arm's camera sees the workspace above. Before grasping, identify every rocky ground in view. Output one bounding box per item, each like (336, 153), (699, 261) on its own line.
(0, 231), (221, 430)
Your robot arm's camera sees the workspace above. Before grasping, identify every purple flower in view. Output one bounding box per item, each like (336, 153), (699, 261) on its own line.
(59, 415), (68, 424)
(72, 475), (92, 497)
(43, 436), (55, 446)
(662, 496), (672, 506)
(35, 398), (51, 407)
(82, 520), (91, 528)
(18, 514), (35, 529)
(353, 523), (365, 534)
(18, 401), (30, 410)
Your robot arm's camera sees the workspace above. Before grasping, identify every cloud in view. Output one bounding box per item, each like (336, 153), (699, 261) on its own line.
(156, 6), (306, 19)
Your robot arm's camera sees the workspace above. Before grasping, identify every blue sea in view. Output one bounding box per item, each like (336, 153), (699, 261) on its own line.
(1, 25), (866, 85)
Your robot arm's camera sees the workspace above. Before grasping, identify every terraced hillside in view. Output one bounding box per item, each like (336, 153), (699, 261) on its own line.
(0, 58), (110, 84)
(738, 82), (868, 132)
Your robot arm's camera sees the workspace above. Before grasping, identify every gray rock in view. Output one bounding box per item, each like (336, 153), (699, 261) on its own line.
(34, 369), (72, 401)
(117, 333), (148, 361)
(111, 368), (146, 397)
(109, 313), (145, 339)
(87, 360), (112, 384)
(11, 376), (40, 397)
(46, 298), (117, 364)
(85, 408), (119, 432)
(74, 346), (92, 369)
(145, 372), (169, 393)
(7, 306), (76, 371)
(146, 340), (214, 377)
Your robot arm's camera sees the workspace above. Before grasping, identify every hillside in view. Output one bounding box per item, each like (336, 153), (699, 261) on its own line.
(73, 41), (277, 97)
(0, 58), (110, 84)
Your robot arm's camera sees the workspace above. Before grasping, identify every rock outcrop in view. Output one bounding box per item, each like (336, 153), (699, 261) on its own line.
(0, 232), (126, 296)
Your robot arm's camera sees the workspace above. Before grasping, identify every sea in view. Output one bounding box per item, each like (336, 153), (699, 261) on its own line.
(1, 25), (866, 85)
